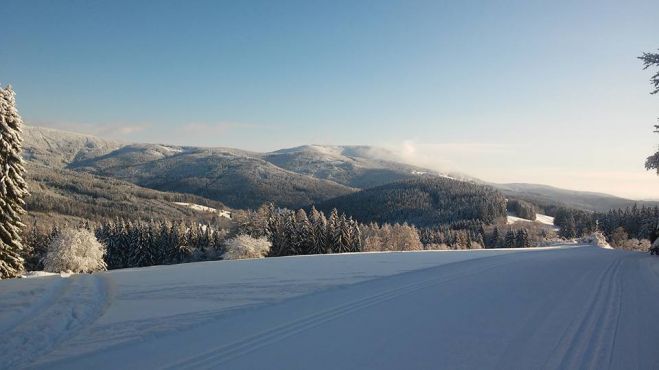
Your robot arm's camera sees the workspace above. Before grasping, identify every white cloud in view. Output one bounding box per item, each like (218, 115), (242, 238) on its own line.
(383, 139), (514, 174)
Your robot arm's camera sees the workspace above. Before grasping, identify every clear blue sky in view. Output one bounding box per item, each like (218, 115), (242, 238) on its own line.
(3, 0), (658, 199)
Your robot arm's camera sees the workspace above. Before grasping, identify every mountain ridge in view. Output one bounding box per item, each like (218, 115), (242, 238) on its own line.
(22, 126), (654, 212)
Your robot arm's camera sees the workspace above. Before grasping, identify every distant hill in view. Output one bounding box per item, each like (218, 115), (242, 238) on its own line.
(494, 183), (658, 213)
(315, 177), (507, 227)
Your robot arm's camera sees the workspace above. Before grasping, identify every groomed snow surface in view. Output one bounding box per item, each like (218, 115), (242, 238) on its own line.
(2, 246), (659, 369)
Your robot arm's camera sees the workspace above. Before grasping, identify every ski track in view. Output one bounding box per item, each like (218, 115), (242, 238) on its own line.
(165, 256), (518, 370)
(0, 277), (70, 335)
(0, 273), (112, 369)
(548, 257), (624, 370)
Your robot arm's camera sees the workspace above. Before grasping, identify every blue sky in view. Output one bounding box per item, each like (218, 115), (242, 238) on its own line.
(2, 0), (658, 199)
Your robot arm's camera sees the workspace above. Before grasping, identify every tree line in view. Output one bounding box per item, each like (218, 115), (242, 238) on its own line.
(22, 220), (228, 271)
(507, 199), (537, 220)
(553, 205), (659, 244)
(21, 203), (548, 273)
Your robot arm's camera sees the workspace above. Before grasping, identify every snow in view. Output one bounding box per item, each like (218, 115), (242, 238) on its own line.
(21, 271), (62, 278)
(159, 145), (183, 153)
(507, 213), (557, 229)
(173, 202), (232, 218)
(2, 246), (658, 369)
(507, 214), (527, 224)
(581, 232), (613, 249)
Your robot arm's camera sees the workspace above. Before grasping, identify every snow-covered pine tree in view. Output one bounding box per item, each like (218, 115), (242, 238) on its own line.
(327, 209), (341, 253)
(333, 213), (349, 253)
(254, 203), (274, 239)
(309, 206), (326, 254)
(283, 212), (298, 255)
(295, 209), (312, 255)
(168, 221), (186, 264)
(127, 221), (144, 267)
(350, 218), (363, 252)
(0, 85), (29, 279)
(267, 208), (287, 256)
(337, 215), (352, 253)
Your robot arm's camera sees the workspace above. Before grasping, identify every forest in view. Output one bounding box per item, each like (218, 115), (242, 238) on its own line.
(315, 177), (508, 227)
(553, 205), (659, 250)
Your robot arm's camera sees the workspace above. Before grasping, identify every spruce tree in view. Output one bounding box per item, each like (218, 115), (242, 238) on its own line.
(295, 209), (312, 255)
(490, 227), (500, 248)
(0, 85), (29, 279)
(504, 230), (517, 248)
(309, 206), (327, 254)
(327, 209), (341, 253)
(639, 51), (659, 173)
(515, 228), (530, 248)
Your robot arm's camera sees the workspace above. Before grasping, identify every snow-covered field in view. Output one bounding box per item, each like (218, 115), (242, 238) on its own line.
(2, 246), (658, 369)
(173, 202), (231, 218)
(507, 213), (558, 229)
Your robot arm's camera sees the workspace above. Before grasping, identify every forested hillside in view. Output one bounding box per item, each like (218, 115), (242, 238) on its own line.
(25, 163), (229, 226)
(494, 183), (657, 213)
(315, 177), (507, 227)
(69, 145), (357, 209)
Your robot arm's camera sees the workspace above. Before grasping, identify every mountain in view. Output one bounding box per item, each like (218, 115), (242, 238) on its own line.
(68, 144), (357, 210)
(494, 183), (657, 213)
(23, 127), (356, 210)
(22, 126), (652, 214)
(22, 126), (122, 168)
(315, 177), (507, 227)
(263, 145), (440, 189)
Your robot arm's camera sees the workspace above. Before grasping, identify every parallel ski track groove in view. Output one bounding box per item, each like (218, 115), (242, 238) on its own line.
(166, 257), (517, 370)
(547, 257), (622, 370)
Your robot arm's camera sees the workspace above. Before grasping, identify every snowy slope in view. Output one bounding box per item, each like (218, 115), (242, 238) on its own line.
(535, 213), (555, 226)
(2, 246), (659, 369)
(507, 213), (557, 229)
(173, 202), (232, 218)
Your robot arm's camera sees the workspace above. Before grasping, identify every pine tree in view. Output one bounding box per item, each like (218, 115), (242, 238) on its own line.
(335, 214), (351, 253)
(490, 227), (500, 248)
(558, 213), (577, 238)
(309, 206), (327, 254)
(327, 209), (341, 253)
(0, 85), (29, 279)
(350, 218), (363, 252)
(295, 209), (312, 255)
(504, 229), (517, 248)
(267, 208), (288, 256)
(515, 228), (530, 248)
